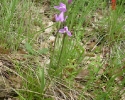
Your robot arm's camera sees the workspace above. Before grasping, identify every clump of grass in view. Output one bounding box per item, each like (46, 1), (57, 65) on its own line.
(0, 0), (44, 51)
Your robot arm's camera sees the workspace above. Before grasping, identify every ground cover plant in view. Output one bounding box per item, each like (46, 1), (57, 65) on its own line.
(0, 0), (125, 100)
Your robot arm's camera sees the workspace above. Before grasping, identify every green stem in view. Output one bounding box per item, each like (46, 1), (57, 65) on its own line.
(57, 34), (66, 67)
(49, 23), (61, 68)
(45, 34), (66, 92)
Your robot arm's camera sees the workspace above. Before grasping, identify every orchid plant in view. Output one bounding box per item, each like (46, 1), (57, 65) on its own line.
(50, 0), (73, 70)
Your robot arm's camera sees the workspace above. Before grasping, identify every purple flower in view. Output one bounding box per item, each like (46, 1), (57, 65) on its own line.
(59, 26), (72, 36)
(68, 0), (72, 4)
(54, 3), (67, 12)
(55, 12), (67, 22)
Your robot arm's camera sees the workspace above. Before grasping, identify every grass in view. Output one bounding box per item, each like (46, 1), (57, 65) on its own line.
(0, 0), (125, 100)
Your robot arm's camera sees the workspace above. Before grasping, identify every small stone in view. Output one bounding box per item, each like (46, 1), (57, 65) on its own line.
(48, 36), (55, 44)
(0, 62), (3, 66)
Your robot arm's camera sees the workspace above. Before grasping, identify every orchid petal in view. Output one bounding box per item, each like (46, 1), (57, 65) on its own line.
(64, 26), (68, 31)
(59, 29), (66, 33)
(64, 26), (72, 36)
(59, 12), (65, 22)
(55, 14), (59, 21)
(66, 31), (72, 36)
(55, 12), (66, 22)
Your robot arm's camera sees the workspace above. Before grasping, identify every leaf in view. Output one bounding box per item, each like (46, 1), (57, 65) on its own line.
(93, 66), (99, 73)
(75, 69), (89, 81)
(25, 43), (35, 55)
(37, 48), (48, 55)
(39, 68), (45, 93)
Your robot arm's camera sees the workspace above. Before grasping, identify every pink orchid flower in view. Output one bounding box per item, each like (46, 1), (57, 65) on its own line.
(54, 3), (67, 12)
(55, 12), (67, 22)
(59, 26), (72, 36)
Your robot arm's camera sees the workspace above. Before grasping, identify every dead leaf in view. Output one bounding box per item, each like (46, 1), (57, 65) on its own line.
(17, 49), (27, 54)
(0, 47), (10, 54)
(85, 39), (97, 51)
(75, 69), (89, 81)
(85, 53), (95, 57)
